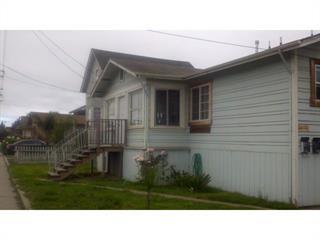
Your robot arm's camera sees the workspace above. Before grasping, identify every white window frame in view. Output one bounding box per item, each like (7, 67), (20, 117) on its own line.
(150, 83), (185, 128)
(128, 88), (144, 128)
(117, 95), (127, 119)
(154, 88), (181, 127)
(106, 98), (115, 119)
(190, 83), (211, 123)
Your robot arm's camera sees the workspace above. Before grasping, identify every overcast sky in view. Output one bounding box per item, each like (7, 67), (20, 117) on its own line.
(0, 30), (318, 126)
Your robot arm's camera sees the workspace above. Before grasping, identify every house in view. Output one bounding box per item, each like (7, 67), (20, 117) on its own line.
(13, 111), (86, 143)
(60, 33), (319, 207)
(69, 105), (86, 116)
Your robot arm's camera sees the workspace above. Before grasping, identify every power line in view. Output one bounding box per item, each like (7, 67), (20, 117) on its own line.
(148, 30), (267, 50)
(0, 30), (7, 124)
(32, 31), (83, 78)
(2, 64), (80, 93)
(5, 74), (78, 93)
(38, 30), (85, 68)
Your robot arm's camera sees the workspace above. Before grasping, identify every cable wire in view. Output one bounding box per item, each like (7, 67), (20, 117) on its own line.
(2, 64), (80, 93)
(38, 30), (85, 68)
(5, 75), (80, 93)
(148, 30), (267, 50)
(32, 31), (83, 78)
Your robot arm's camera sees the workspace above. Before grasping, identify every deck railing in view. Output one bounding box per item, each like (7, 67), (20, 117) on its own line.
(87, 119), (127, 147)
(46, 119), (127, 172)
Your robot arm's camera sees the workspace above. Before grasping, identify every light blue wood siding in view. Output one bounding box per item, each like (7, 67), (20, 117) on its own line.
(123, 149), (140, 181)
(127, 129), (145, 148)
(100, 71), (145, 149)
(122, 149), (191, 181)
(189, 58), (292, 202)
(297, 43), (320, 206)
(148, 128), (189, 148)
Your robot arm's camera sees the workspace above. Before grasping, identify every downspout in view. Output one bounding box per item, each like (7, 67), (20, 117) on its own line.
(144, 83), (149, 149)
(279, 49), (299, 205)
(137, 75), (149, 149)
(290, 50), (299, 205)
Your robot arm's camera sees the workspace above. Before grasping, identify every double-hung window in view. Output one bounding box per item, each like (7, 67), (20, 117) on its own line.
(311, 59), (320, 107)
(191, 84), (210, 121)
(129, 89), (143, 126)
(155, 89), (180, 126)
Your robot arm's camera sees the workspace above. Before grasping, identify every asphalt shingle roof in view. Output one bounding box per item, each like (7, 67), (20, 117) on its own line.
(92, 49), (201, 78)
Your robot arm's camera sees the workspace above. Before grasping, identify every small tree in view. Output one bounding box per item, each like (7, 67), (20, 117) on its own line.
(134, 148), (168, 209)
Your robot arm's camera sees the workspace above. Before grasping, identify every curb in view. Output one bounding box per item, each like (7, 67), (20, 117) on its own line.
(4, 156), (32, 210)
(11, 178), (32, 210)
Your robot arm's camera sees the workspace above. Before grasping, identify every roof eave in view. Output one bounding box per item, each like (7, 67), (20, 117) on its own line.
(90, 59), (138, 97)
(80, 49), (96, 93)
(185, 34), (320, 80)
(137, 72), (184, 80)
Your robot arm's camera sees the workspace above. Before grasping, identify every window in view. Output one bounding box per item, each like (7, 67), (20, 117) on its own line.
(155, 89), (180, 126)
(191, 84), (210, 121)
(106, 99), (115, 119)
(129, 89), (143, 126)
(310, 59), (320, 107)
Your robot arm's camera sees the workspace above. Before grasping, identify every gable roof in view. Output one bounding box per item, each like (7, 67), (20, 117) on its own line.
(82, 33), (320, 92)
(186, 33), (320, 80)
(81, 49), (200, 92)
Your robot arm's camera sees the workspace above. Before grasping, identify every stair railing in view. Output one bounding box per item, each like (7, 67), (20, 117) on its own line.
(47, 128), (88, 172)
(47, 119), (127, 173)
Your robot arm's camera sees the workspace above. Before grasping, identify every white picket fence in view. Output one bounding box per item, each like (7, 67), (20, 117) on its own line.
(15, 145), (53, 163)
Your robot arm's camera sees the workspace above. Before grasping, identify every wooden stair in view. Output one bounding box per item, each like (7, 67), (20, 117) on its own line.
(48, 147), (99, 181)
(47, 119), (127, 181)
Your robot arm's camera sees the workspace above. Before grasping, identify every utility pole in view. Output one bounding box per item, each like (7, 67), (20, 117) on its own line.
(0, 30), (6, 124)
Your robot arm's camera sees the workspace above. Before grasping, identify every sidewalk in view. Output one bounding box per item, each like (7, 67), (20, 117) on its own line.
(0, 155), (21, 210)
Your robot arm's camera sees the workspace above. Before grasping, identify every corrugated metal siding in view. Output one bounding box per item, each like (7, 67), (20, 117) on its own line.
(297, 44), (320, 206)
(189, 58), (292, 202)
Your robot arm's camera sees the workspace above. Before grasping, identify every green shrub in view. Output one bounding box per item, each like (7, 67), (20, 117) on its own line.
(168, 166), (211, 192)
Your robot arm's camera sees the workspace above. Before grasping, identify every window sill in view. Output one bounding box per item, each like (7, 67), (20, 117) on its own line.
(189, 120), (212, 134)
(189, 119), (211, 126)
(310, 98), (320, 107)
(151, 125), (186, 129)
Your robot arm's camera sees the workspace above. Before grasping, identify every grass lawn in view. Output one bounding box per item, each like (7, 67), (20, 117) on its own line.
(9, 163), (296, 210)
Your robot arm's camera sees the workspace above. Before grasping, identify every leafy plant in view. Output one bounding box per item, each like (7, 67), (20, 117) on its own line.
(134, 148), (168, 209)
(168, 166), (211, 192)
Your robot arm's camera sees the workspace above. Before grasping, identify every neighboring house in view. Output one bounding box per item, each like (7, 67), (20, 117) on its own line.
(14, 111), (86, 142)
(69, 105), (86, 116)
(79, 34), (320, 207)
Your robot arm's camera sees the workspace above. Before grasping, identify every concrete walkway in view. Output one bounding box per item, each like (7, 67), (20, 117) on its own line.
(0, 155), (21, 210)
